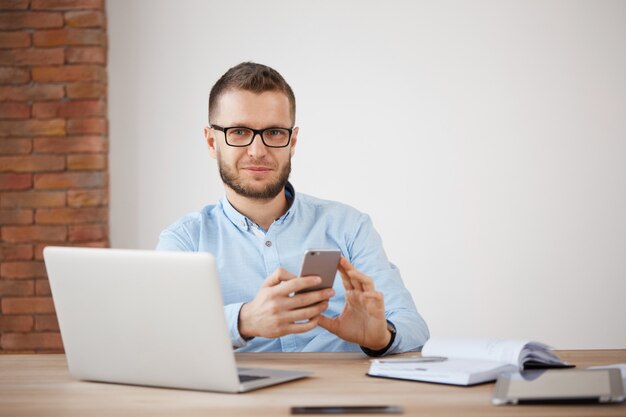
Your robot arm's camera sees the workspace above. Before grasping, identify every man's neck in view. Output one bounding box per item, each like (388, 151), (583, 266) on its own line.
(225, 186), (289, 231)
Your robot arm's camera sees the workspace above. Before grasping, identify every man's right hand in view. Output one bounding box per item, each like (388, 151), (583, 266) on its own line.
(238, 268), (335, 340)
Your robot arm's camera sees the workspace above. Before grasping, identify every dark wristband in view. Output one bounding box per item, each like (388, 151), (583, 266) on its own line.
(360, 320), (396, 357)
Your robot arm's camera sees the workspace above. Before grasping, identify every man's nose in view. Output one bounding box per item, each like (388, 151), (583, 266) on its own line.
(247, 133), (268, 157)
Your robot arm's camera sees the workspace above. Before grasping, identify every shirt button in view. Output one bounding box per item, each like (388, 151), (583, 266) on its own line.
(265, 241), (272, 247)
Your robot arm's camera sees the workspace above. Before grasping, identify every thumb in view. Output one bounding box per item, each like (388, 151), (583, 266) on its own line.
(317, 314), (339, 334)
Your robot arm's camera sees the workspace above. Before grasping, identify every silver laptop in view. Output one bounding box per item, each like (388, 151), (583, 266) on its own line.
(43, 247), (311, 393)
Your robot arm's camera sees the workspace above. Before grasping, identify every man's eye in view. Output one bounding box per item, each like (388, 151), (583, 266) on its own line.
(232, 129), (246, 136)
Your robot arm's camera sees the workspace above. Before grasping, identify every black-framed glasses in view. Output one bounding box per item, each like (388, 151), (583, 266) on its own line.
(211, 125), (293, 148)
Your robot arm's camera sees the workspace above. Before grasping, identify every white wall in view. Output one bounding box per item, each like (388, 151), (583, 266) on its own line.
(108, 0), (626, 349)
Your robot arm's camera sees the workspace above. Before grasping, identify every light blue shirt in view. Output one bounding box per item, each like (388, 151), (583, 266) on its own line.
(157, 183), (429, 355)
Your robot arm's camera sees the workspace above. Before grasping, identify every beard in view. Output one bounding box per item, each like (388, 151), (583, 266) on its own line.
(217, 154), (291, 200)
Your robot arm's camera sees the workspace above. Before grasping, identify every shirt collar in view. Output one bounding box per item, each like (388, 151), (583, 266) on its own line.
(220, 182), (297, 232)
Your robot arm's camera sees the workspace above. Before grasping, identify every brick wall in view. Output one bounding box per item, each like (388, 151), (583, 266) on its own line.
(0, 0), (108, 353)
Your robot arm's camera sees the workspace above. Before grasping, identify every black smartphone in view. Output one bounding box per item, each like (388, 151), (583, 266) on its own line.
(295, 249), (341, 294)
(291, 405), (403, 414)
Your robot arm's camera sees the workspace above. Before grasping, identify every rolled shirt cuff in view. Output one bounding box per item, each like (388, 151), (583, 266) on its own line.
(225, 302), (252, 348)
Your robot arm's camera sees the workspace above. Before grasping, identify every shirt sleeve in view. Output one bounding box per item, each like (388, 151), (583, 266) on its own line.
(347, 213), (430, 355)
(156, 223), (252, 348)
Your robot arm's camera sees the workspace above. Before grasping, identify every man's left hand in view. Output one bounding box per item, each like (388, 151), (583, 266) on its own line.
(317, 257), (391, 351)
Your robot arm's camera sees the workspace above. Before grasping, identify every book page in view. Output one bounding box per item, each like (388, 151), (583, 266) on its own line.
(421, 337), (529, 366)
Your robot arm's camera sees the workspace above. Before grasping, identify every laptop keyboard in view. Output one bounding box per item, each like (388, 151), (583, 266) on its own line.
(239, 374), (270, 383)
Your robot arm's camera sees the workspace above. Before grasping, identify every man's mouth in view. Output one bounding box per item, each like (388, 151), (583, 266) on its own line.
(241, 166), (274, 174)
(243, 166), (271, 170)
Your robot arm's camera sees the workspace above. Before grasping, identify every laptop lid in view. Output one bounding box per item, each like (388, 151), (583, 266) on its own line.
(43, 247), (310, 393)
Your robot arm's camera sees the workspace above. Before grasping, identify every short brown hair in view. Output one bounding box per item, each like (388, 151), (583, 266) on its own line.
(208, 62), (296, 125)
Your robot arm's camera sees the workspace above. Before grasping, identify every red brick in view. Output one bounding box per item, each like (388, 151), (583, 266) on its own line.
(66, 46), (105, 64)
(1, 190), (65, 208)
(0, 155), (65, 172)
(67, 117), (106, 134)
(0, 84), (64, 101)
(1, 297), (54, 314)
(64, 10), (104, 28)
(2, 297), (55, 314)
(32, 65), (105, 82)
(0, 0), (30, 11)
(0, 315), (33, 332)
(34, 171), (104, 189)
(0, 31), (30, 48)
(0, 119), (65, 136)
(33, 28), (104, 47)
(0, 208), (33, 223)
(0, 243), (33, 260)
(0, 12), (63, 29)
(36, 206), (106, 224)
(35, 314), (59, 331)
(0, 103), (29, 119)
(0, 172), (31, 190)
(0, 66), (30, 84)
(0, 279), (34, 296)
(32, 0), (103, 10)
(2, 225), (67, 242)
(0, 48), (64, 66)
(1, 261), (47, 279)
(65, 81), (104, 98)
(30, 101), (58, 118)
(0, 138), (32, 154)
(68, 224), (106, 241)
(67, 153), (105, 170)
(35, 279), (51, 296)
(0, 102), (30, 119)
(0, 332), (63, 351)
(34, 135), (106, 153)
(67, 188), (105, 206)
(32, 99), (104, 119)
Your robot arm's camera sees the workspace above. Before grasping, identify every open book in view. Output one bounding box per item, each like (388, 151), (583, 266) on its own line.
(368, 337), (573, 386)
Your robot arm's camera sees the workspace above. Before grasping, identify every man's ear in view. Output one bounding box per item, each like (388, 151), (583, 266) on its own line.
(289, 126), (299, 157)
(204, 126), (217, 159)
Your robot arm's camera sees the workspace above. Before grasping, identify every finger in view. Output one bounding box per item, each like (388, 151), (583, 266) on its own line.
(341, 258), (375, 292)
(286, 288), (335, 309)
(363, 291), (384, 301)
(277, 275), (322, 295)
(337, 262), (354, 291)
(284, 301), (329, 322)
(339, 256), (355, 272)
(261, 268), (296, 288)
(348, 270), (364, 292)
(340, 257), (364, 291)
(348, 269), (375, 292)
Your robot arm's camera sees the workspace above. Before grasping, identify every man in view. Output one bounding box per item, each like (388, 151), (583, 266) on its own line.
(157, 62), (429, 355)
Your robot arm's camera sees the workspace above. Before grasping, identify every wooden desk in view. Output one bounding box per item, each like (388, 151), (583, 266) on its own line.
(0, 351), (624, 416)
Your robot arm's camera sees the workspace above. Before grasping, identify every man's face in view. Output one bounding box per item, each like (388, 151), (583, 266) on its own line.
(205, 89), (298, 200)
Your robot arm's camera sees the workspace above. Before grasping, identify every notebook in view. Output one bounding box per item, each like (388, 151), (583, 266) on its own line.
(43, 247), (311, 393)
(368, 337), (571, 386)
